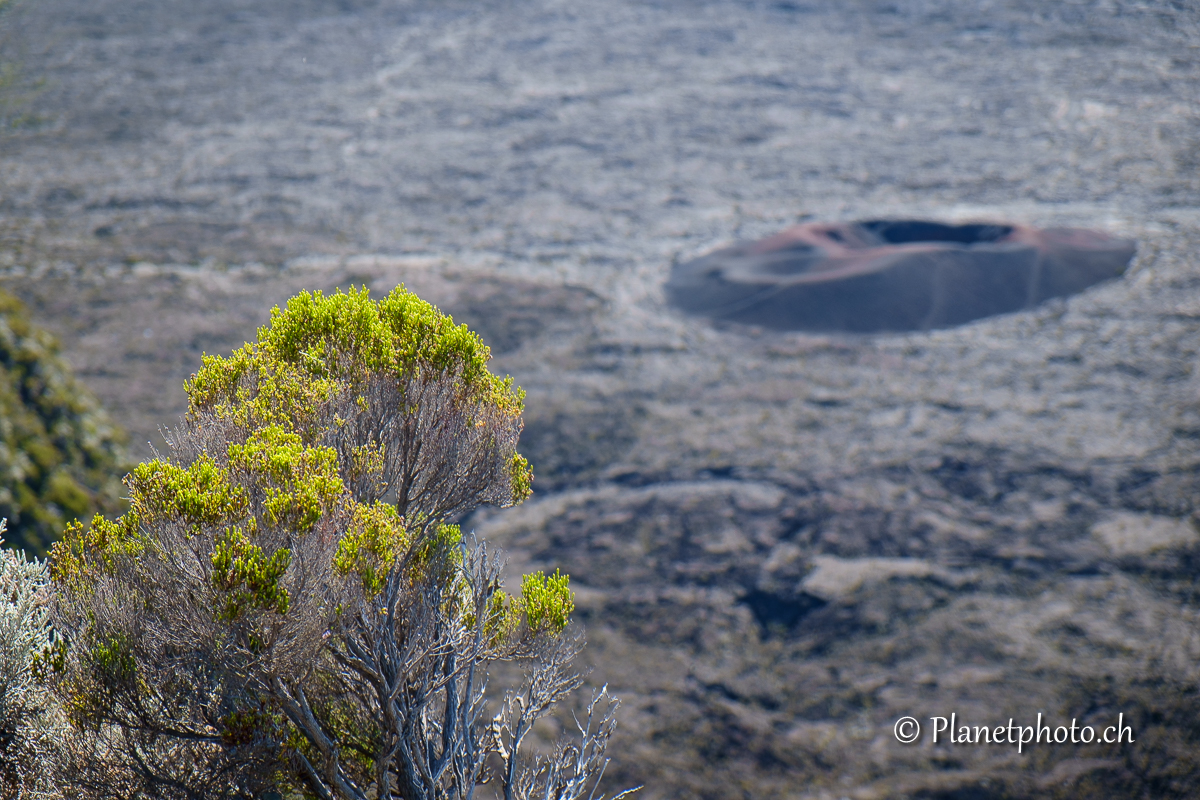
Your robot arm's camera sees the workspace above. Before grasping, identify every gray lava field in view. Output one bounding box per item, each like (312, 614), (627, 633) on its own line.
(2, 0), (1200, 797)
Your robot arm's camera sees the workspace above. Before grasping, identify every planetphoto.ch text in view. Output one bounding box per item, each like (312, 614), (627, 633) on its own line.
(892, 713), (1135, 753)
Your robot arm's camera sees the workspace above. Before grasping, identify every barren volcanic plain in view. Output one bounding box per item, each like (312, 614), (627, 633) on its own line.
(3, 0), (1200, 796)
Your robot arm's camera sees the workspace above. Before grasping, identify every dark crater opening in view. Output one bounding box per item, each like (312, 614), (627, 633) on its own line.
(860, 219), (1013, 245)
(666, 219), (1136, 333)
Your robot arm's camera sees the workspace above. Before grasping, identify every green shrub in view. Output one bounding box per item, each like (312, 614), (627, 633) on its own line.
(0, 289), (126, 557)
(49, 287), (628, 800)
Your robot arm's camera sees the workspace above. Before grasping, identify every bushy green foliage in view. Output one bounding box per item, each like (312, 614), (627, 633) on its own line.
(520, 569), (574, 636)
(185, 286), (525, 428)
(129, 455), (247, 527)
(210, 526), (293, 620)
(333, 501), (408, 596)
(45, 287), (618, 800)
(0, 290), (127, 558)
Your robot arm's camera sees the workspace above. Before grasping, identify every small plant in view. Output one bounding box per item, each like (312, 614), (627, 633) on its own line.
(0, 518), (64, 799)
(49, 287), (632, 799)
